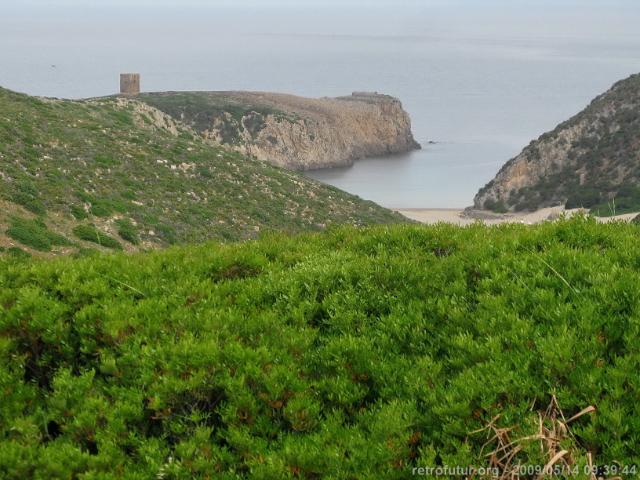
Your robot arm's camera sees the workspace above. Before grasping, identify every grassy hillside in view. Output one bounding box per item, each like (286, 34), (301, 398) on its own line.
(1, 217), (639, 478)
(0, 87), (403, 257)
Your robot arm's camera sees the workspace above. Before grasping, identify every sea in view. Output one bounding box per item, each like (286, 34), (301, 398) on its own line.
(2, 1), (640, 208)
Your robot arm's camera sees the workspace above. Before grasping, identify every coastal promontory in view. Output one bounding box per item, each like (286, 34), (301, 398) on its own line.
(138, 91), (421, 170)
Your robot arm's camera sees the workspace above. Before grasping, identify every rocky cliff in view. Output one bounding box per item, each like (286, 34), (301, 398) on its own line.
(475, 74), (640, 214)
(138, 91), (420, 170)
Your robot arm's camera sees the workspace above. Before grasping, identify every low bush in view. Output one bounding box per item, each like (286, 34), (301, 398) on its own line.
(6, 246), (31, 259)
(9, 181), (46, 215)
(69, 204), (89, 220)
(115, 218), (140, 245)
(0, 218), (639, 478)
(566, 188), (603, 210)
(72, 224), (122, 250)
(589, 185), (640, 217)
(6, 217), (71, 251)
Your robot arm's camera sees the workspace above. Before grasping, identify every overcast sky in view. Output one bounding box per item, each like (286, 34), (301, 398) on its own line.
(4, 0), (639, 7)
(3, 0), (639, 41)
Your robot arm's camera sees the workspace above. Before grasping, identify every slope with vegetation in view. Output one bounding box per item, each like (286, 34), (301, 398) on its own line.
(475, 73), (640, 215)
(0, 87), (404, 257)
(1, 217), (639, 478)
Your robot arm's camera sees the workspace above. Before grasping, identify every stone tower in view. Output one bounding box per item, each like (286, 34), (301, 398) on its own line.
(120, 73), (140, 96)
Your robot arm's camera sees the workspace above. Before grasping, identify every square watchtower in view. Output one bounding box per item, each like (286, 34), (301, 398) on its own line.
(120, 73), (140, 96)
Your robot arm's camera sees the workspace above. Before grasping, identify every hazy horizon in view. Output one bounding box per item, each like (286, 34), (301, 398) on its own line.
(3, 1), (639, 99)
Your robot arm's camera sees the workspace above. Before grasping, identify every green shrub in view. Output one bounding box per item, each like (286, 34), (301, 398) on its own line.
(10, 181), (46, 215)
(566, 188), (602, 209)
(493, 200), (508, 213)
(0, 218), (639, 478)
(90, 203), (111, 217)
(69, 204), (88, 220)
(588, 185), (640, 216)
(115, 218), (140, 245)
(94, 154), (117, 167)
(72, 224), (122, 250)
(109, 109), (134, 126)
(5, 246), (31, 259)
(72, 247), (99, 258)
(482, 198), (496, 211)
(6, 217), (70, 251)
(483, 198), (509, 213)
(74, 192), (128, 218)
(155, 223), (178, 244)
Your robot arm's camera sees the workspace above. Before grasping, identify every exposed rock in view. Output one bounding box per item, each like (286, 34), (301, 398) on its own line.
(475, 73), (640, 213)
(138, 91), (420, 170)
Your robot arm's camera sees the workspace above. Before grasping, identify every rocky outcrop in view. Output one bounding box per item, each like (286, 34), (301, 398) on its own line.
(138, 91), (420, 170)
(475, 73), (640, 213)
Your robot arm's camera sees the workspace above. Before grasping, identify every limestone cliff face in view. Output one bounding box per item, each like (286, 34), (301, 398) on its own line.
(474, 122), (592, 211)
(475, 74), (640, 212)
(139, 91), (420, 171)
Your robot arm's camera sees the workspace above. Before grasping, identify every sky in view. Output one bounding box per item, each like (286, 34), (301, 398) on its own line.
(4, 0), (640, 8)
(4, 0), (639, 36)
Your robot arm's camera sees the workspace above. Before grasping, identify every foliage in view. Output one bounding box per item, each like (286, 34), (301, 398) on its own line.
(115, 218), (140, 245)
(0, 217), (639, 478)
(8, 180), (47, 215)
(565, 187), (603, 210)
(482, 199), (508, 214)
(6, 217), (71, 252)
(72, 224), (122, 250)
(0, 86), (404, 256)
(69, 204), (89, 220)
(589, 185), (640, 217)
(5, 246), (31, 259)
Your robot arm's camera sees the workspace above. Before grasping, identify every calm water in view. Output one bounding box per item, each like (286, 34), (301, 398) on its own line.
(2, 2), (640, 207)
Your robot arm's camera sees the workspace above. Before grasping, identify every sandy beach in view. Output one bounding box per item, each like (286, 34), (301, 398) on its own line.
(396, 207), (639, 225)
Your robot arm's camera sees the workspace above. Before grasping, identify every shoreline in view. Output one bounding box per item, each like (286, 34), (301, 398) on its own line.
(395, 207), (639, 225)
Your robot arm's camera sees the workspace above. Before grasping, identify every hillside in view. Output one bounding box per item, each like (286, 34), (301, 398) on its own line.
(1, 218), (639, 478)
(0, 87), (404, 257)
(475, 73), (640, 215)
(137, 91), (421, 170)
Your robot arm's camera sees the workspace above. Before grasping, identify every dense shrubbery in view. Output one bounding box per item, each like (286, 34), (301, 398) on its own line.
(1, 218), (639, 478)
(6, 217), (70, 252)
(565, 187), (603, 210)
(8, 180), (47, 215)
(589, 185), (640, 217)
(481, 199), (507, 214)
(72, 224), (122, 250)
(115, 218), (140, 245)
